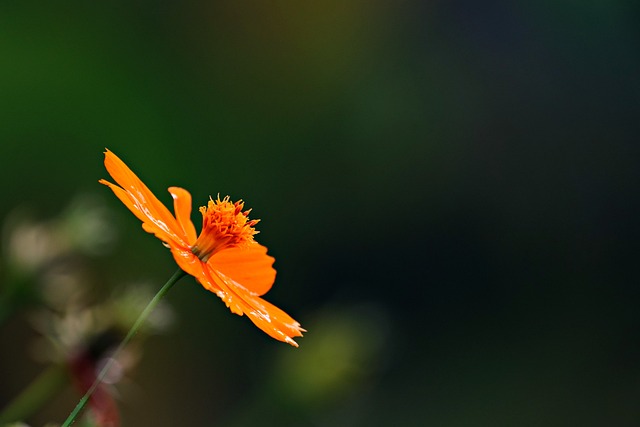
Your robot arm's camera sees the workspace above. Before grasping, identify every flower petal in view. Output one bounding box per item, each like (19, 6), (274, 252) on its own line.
(168, 187), (197, 245)
(99, 150), (188, 247)
(203, 266), (304, 346)
(209, 243), (276, 296)
(99, 179), (173, 245)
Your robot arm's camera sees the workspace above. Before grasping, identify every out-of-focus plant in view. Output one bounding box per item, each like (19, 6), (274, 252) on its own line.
(0, 196), (173, 426)
(224, 302), (390, 426)
(0, 195), (117, 324)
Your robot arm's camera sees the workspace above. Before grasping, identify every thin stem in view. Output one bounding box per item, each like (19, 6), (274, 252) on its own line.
(0, 364), (69, 424)
(61, 268), (186, 427)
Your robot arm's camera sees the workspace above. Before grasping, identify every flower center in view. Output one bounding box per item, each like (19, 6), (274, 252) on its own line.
(191, 196), (259, 262)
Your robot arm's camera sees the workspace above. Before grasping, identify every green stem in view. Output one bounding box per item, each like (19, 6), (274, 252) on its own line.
(61, 268), (186, 427)
(0, 364), (69, 424)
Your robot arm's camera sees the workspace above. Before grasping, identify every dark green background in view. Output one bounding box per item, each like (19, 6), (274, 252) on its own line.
(1, 1), (639, 426)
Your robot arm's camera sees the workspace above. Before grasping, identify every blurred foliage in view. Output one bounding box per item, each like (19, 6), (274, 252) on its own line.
(1, 0), (640, 426)
(0, 196), (173, 426)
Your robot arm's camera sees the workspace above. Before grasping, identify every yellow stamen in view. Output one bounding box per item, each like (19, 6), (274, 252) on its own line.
(191, 196), (259, 262)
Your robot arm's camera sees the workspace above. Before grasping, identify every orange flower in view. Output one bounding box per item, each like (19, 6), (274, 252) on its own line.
(99, 150), (304, 346)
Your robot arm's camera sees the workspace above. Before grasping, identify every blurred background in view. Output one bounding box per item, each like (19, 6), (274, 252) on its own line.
(1, 1), (639, 426)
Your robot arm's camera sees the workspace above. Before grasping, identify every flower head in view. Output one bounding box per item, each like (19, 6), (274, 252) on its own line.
(191, 196), (259, 262)
(99, 149), (304, 346)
